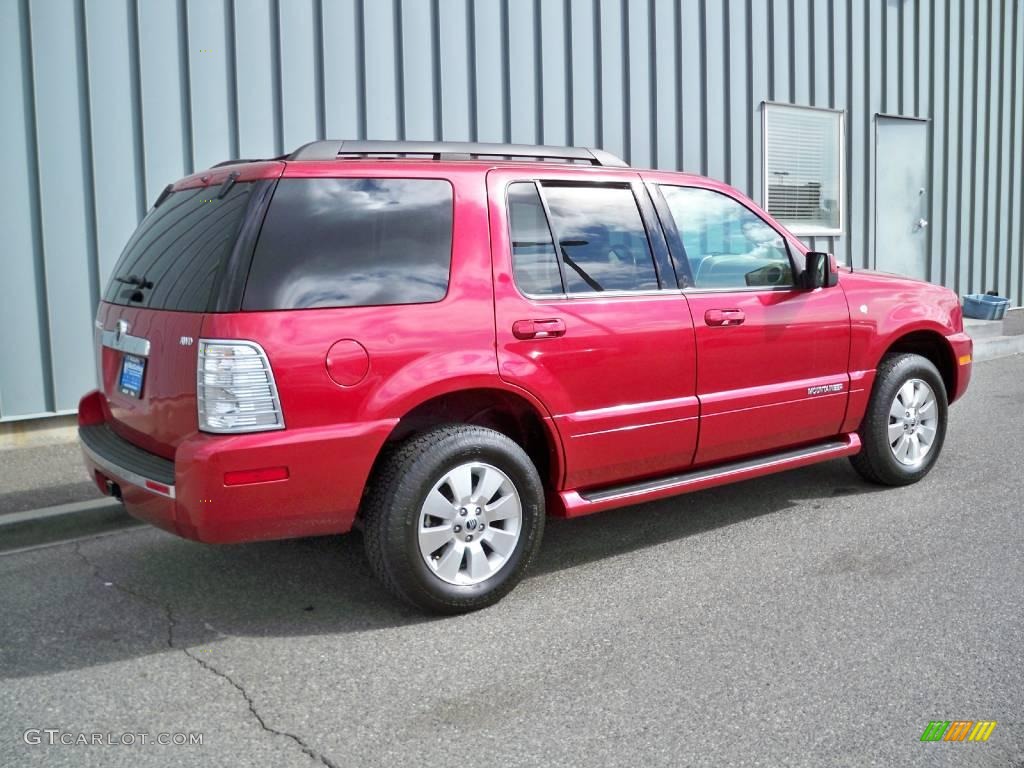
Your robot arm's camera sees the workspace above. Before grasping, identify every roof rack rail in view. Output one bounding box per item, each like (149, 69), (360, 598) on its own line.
(286, 140), (629, 168)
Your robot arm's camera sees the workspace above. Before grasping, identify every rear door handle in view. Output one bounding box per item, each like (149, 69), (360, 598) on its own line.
(704, 309), (745, 327)
(513, 318), (566, 339)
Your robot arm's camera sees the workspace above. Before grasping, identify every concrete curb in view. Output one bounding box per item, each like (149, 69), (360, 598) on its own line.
(0, 413), (78, 451)
(971, 335), (1024, 362)
(0, 498), (122, 526)
(0, 497), (139, 553)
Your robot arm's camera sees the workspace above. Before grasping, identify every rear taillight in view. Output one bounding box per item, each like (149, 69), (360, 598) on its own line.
(197, 340), (285, 433)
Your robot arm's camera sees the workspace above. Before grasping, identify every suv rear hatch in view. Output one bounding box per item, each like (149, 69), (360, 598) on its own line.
(95, 163), (282, 459)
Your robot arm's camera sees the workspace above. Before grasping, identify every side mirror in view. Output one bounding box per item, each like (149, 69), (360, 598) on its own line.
(802, 251), (839, 289)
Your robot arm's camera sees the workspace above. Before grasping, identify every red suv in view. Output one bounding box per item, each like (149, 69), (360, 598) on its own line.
(79, 140), (972, 613)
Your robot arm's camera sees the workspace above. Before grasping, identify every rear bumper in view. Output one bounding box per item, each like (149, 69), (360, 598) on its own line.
(80, 423), (176, 498)
(78, 390), (396, 543)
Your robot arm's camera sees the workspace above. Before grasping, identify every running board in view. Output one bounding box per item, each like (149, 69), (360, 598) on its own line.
(558, 434), (861, 517)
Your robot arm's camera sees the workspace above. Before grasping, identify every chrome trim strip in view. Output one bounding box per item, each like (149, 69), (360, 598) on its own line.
(101, 329), (151, 357)
(682, 285), (798, 294)
(80, 439), (176, 499)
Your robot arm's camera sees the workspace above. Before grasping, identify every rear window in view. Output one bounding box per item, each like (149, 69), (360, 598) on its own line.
(103, 183), (253, 311)
(242, 178), (453, 310)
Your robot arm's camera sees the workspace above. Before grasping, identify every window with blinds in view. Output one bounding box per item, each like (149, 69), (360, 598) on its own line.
(763, 103), (844, 235)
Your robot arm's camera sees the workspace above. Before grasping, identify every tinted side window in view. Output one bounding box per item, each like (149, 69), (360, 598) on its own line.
(104, 183), (253, 311)
(243, 178), (453, 310)
(660, 186), (793, 289)
(542, 185), (659, 293)
(508, 182), (562, 295)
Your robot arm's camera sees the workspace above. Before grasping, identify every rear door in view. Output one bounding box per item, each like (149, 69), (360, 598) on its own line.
(97, 176), (267, 458)
(488, 167), (699, 490)
(652, 182), (851, 465)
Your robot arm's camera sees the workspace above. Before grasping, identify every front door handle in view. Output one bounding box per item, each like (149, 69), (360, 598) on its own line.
(705, 309), (745, 327)
(513, 318), (566, 339)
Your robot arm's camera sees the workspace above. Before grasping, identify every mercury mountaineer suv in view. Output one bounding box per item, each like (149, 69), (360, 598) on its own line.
(79, 140), (973, 613)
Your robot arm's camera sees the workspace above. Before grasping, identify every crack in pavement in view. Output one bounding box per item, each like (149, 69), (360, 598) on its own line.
(72, 542), (340, 768)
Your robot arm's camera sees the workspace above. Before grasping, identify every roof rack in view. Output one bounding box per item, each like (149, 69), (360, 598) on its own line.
(286, 140), (629, 168)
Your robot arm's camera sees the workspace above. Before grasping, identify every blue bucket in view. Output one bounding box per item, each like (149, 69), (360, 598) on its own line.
(962, 293), (1009, 321)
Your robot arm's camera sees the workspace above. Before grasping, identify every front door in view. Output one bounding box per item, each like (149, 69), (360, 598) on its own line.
(875, 116), (930, 279)
(653, 183), (851, 465)
(487, 168), (699, 490)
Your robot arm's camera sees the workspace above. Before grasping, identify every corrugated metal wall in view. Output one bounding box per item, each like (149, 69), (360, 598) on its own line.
(1, 0), (1022, 421)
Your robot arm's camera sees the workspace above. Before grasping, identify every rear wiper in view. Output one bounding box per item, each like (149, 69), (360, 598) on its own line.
(115, 274), (154, 289)
(217, 171), (240, 199)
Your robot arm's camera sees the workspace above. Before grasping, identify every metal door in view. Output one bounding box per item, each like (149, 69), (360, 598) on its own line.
(874, 116), (930, 279)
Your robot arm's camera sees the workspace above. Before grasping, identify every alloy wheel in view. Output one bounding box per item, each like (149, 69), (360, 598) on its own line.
(417, 461), (523, 586)
(887, 378), (939, 468)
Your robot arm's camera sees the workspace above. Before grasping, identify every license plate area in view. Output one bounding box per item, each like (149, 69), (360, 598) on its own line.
(119, 354), (146, 398)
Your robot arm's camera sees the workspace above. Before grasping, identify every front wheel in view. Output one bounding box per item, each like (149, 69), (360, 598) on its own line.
(362, 425), (545, 614)
(849, 353), (949, 486)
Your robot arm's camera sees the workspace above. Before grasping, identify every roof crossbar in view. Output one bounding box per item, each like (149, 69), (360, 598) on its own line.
(287, 140), (629, 167)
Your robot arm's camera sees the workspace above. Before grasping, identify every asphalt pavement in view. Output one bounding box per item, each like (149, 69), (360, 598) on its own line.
(2, 355), (1022, 767)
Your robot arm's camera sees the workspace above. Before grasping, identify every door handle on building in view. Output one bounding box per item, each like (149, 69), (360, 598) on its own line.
(704, 309), (745, 327)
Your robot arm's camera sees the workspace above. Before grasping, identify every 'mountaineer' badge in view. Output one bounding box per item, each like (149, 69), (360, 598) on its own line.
(807, 383), (844, 396)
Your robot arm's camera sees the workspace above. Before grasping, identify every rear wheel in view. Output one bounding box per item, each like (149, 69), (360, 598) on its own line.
(362, 425), (545, 614)
(849, 353), (948, 486)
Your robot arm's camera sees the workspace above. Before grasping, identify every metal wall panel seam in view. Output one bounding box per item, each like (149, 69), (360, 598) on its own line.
(992, 0), (1008, 297)
(394, 0), (406, 139)
(176, 0), (194, 174)
(1012, 0), (1024, 305)
(431, 0), (442, 140)
(225, 0), (240, 158)
(127, 0), (147, 218)
(647, 0), (658, 169)
(562, 0), (574, 145)
(270, 0), (283, 154)
(673, 0), (683, 171)
(534, 0), (545, 145)
(75, 0), (100, 313)
(21, 0), (55, 415)
(355, 0), (367, 140)
(314, 0), (326, 141)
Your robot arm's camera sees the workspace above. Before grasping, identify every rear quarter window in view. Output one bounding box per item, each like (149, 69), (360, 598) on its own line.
(242, 178), (454, 310)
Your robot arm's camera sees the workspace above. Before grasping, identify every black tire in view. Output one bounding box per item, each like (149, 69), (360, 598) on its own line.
(849, 353), (949, 486)
(362, 424), (545, 614)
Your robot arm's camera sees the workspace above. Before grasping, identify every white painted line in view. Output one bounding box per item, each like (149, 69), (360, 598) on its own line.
(0, 497), (124, 527)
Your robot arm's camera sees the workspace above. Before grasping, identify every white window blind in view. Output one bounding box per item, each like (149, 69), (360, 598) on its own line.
(763, 103), (844, 235)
